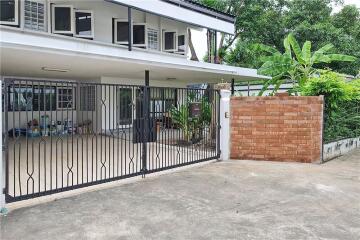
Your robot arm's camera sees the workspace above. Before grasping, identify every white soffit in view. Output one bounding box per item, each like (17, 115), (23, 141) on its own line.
(106, 0), (235, 34)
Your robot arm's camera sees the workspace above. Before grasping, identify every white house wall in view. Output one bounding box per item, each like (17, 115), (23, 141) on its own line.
(46, 0), (189, 52)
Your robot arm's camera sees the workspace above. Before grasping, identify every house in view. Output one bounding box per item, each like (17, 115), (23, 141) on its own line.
(0, 0), (266, 204)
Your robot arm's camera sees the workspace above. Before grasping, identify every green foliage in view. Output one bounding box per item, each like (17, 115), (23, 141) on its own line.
(301, 72), (360, 142)
(198, 0), (360, 76)
(169, 93), (212, 143)
(256, 33), (356, 95)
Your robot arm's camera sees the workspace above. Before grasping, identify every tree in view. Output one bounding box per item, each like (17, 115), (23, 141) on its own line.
(197, 0), (360, 76)
(256, 33), (356, 95)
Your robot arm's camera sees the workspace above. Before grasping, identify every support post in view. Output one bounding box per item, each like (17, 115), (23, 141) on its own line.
(142, 70), (150, 177)
(128, 7), (132, 51)
(219, 90), (231, 161)
(214, 30), (217, 64)
(0, 79), (5, 211)
(231, 78), (235, 96)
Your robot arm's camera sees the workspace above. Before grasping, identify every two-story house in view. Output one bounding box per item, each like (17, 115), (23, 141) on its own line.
(0, 0), (267, 204)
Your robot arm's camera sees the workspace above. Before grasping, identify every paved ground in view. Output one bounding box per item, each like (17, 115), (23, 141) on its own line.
(1, 149), (359, 240)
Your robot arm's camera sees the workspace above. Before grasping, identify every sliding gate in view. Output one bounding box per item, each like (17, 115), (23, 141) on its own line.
(3, 79), (220, 202)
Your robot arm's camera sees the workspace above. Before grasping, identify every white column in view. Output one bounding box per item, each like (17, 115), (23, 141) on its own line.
(0, 79), (5, 210)
(219, 89), (231, 161)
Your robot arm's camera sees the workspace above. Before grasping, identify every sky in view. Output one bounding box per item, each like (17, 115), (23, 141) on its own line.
(192, 0), (360, 61)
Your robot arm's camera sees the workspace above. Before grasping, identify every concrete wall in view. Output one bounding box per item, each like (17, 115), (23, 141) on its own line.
(230, 96), (324, 163)
(323, 137), (360, 161)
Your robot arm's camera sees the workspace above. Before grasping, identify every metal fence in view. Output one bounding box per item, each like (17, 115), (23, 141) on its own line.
(3, 79), (220, 202)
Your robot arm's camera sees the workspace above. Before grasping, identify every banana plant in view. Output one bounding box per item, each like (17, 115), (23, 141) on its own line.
(255, 33), (357, 95)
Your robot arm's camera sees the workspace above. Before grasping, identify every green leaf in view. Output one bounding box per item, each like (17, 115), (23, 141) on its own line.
(252, 43), (280, 55)
(326, 54), (357, 62)
(287, 33), (305, 64)
(302, 41), (312, 64)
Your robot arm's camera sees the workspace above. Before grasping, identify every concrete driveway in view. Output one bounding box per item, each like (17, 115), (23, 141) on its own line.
(1, 149), (359, 240)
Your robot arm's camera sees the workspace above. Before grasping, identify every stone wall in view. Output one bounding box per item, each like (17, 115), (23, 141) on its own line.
(230, 96), (324, 163)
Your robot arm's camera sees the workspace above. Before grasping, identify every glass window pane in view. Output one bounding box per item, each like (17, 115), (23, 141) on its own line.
(117, 21), (129, 42)
(54, 7), (71, 31)
(165, 32), (175, 50)
(133, 25), (145, 45)
(0, 0), (16, 22)
(75, 11), (92, 36)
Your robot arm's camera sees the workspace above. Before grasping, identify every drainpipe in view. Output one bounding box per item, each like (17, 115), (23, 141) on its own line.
(0, 79), (6, 213)
(128, 7), (132, 51)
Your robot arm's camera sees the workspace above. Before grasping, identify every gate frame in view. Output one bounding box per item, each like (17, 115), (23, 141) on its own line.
(2, 78), (221, 203)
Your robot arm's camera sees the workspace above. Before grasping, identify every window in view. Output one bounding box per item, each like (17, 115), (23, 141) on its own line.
(74, 10), (94, 38)
(52, 5), (73, 34)
(133, 23), (146, 47)
(7, 85), (56, 111)
(0, 0), (19, 25)
(176, 35), (185, 54)
(114, 19), (129, 44)
(80, 86), (95, 111)
(148, 28), (159, 50)
(57, 87), (75, 109)
(163, 31), (177, 52)
(150, 88), (176, 118)
(24, 0), (45, 31)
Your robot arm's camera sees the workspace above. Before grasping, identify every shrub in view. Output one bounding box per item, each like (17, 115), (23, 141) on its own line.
(301, 72), (360, 142)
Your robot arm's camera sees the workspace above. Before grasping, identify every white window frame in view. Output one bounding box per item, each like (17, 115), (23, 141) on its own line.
(0, 0), (19, 26)
(57, 87), (75, 110)
(147, 28), (159, 51)
(162, 30), (177, 52)
(51, 4), (74, 34)
(175, 34), (186, 55)
(114, 19), (130, 45)
(132, 23), (147, 48)
(74, 10), (94, 39)
(23, 0), (46, 32)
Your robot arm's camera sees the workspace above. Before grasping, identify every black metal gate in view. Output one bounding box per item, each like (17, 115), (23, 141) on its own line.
(3, 79), (220, 202)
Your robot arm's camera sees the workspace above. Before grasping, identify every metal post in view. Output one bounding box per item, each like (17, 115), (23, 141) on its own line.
(142, 70), (150, 176)
(247, 80), (250, 96)
(231, 78), (235, 96)
(214, 30), (217, 64)
(0, 79), (6, 212)
(128, 7), (132, 51)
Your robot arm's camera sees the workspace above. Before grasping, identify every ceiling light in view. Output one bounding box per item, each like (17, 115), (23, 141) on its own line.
(41, 67), (69, 73)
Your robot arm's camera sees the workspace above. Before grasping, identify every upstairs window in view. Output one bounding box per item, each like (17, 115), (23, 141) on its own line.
(177, 35), (186, 54)
(74, 10), (94, 38)
(24, 0), (45, 32)
(148, 28), (159, 50)
(0, 0), (19, 26)
(114, 19), (129, 45)
(163, 31), (177, 52)
(133, 23), (146, 48)
(52, 5), (73, 34)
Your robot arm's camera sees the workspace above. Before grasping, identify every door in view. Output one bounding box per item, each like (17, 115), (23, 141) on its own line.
(117, 87), (133, 128)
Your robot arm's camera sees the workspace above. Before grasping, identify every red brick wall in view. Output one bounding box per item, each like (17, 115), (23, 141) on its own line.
(230, 96), (324, 163)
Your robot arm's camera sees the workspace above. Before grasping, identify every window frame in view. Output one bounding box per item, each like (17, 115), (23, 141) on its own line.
(114, 19), (130, 45)
(147, 28), (159, 51)
(23, 0), (46, 32)
(0, 0), (19, 26)
(175, 34), (186, 55)
(162, 30), (177, 52)
(51, 4), (74, 35)
(132, 23), (147, 48)
(56, 86), (75, 110)
(74, 9), (94, 39)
